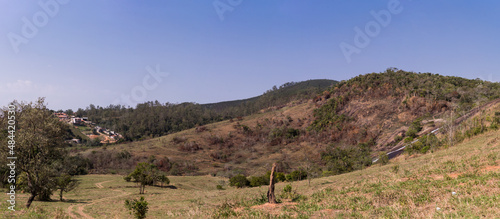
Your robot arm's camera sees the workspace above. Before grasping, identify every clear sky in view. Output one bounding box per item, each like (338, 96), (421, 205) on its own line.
(1, 0), (499, 110)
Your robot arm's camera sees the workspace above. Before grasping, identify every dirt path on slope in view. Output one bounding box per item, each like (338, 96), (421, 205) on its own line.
(66, 205), (77, 219)
(95, 180), (113, 189)
(68, 180), (130, 219)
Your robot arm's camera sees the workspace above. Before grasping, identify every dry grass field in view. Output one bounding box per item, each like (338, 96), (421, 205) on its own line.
(3, 126), (499, 218)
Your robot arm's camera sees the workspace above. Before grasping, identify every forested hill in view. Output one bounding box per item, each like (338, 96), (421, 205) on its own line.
(75, 79), (337, 141)
(203, 79), (337, 115)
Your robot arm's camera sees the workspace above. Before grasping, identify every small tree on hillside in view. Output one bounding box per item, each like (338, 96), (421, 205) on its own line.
(128, 162), (157, 194)
(156, 174), (170, 188)
(125, 196), (149, 219)
(377, 152), (389, 165)
(55, 174), (79, 201)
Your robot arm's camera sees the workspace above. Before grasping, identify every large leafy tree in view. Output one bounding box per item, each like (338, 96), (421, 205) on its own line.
(10, 98), (66, 208)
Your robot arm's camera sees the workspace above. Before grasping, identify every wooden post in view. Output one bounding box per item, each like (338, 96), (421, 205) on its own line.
(267, 163), (277, 204)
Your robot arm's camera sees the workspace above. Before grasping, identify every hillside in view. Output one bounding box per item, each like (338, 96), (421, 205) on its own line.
(7, 115), (500, 218)
(68, 70), (500, 179)
(4, 70), (500, 218)
(310, 69), (500, 152)
(75, 79), (337, 141)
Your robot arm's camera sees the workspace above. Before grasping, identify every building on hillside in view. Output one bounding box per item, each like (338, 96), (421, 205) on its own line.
(71, 117), (83, 125)
(54, 113), (69, 122)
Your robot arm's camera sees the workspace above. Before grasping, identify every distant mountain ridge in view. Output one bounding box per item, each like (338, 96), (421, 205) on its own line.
(202, 79), (338, 115)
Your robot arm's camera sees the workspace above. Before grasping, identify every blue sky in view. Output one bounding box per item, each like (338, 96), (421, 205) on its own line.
(1, 0), (499, 110)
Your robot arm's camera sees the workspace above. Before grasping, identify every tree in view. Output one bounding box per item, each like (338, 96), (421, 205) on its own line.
(267, 163), (277, 204)
(156, 174), (170, 188)
(125, 196), (149, 219)
(55, 174), (79, 201)
(229, 174), (249, 188)
(12, 98), (66, 208)
(127, 162), (160, 194)
(377, 152), (389, 165)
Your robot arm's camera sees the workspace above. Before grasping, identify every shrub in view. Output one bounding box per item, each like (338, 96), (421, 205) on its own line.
(406, 119), (423, 138)
(285, 128), (300, 139)
(404, 137), (414, 143)
(280, 184), (304, 202)
(275, 172), (286, 182)
(321, 143), (372, 175)
(124, 176), (132, 182)
(156, 174), (170, 187)
(286, 170), (307, 182)
(241, 125), (253, 135)
(216, 185), (224, 190)
(391, 165), (399, 174)
(377, 152), (389, 165)
(264, 171), (286, 184)
(405, 134), (440, 155)
(394, 135), (403, 143)
(283, 184), (292, 193)
(178, 141), (202, 153)
(207, 135), (225, 145)
(124, 196), (148, 219)
(229, 174), (249, 188)
(248, 175), (268, 187)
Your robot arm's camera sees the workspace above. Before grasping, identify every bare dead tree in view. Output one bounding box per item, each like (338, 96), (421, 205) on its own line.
(267, 163), (277, 204)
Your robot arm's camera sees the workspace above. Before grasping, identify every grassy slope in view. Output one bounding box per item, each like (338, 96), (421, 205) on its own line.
(76, 100), (323, 176)
(5, 126), (499, 218)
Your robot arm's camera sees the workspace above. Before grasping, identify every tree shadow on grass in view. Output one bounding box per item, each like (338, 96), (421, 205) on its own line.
(63, 199), (90, 204)
(152, 185), (177, 189)
(37, 199), (89, 204)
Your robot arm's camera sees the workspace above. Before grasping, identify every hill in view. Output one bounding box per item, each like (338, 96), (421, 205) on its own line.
(64, 69), (500, 182)
(74, 79), (337, 141)
(203, 79), (337, 114)
(310, 68), (500, 151)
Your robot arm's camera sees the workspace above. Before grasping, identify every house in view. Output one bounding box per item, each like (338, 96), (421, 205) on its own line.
(71, 117), (83, 125)
(54, 113), (69, 122)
